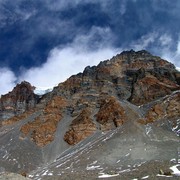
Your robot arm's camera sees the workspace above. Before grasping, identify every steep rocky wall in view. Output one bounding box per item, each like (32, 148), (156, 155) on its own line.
(64, 108), (96, 145)
(64, 96), (127, 145)
(1, 50), (180, 147)
(138, 91), (180, 125)
(96, 96), (126, 131)
(0, 50), (180, 175)
(129, 74), (179, 105)
(20, 96), (67, 147)
(0, 81), (39, 120)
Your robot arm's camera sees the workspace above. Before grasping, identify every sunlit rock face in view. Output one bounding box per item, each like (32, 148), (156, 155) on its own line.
(138, 91), (180, 126)
(64, 108), (97, 145)
(0, 50), (179, 178)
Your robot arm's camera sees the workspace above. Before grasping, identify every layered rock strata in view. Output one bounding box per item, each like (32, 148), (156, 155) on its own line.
(0, 81), (39, 120)
(0, 50), (179, 147)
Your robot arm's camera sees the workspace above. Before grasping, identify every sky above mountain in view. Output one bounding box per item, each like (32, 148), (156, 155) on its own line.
(0, 0), (180, 95)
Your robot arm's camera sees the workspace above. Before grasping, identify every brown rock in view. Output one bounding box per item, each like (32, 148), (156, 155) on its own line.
(138, 91), (180, 125)
(154, 104), (164, 116)
(2, 110), (34, 126)
(129, 75), (179, 105)
(1, 50), (179, 148)
(96, 96), (126, 131)
(0, 81), (39, 120)
(64, 108), (96, 145)
(20, 96), (67, 147)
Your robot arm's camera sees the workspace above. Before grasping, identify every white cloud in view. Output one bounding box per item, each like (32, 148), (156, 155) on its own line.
(176, 41), (180, 54)
(19, 26), (119, 89)
(176, 67), (180, 71)
(130, 32), (180, 68)
(0, 26), (119, 95)
(158, 35), (180, 68)
(0, 68), (17, 95)
(19, 46), (119, 89)
(130, 32), (157, 50)
(159, 34), (172, 47)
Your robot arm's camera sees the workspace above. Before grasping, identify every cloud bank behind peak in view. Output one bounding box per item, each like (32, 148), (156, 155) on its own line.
(0, 0), (180, 95)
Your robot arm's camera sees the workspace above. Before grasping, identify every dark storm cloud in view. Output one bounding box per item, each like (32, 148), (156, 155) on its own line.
(0, 0), (180, 94)
(0, 0), (113, 72)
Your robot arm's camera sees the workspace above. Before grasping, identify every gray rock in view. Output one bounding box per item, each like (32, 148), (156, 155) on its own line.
(0, 173), (31, 180)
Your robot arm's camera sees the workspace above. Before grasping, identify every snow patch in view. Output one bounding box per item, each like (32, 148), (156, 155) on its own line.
(86, 160), (102, 170)
(170, 158), (176, 163)
(156, 174), (173, 177)
(118, 168), (131, 173)
(172, 119), (180, 136)
(141, 175), (149, 179)
(170, 164), (180, 176)
(145, 125), (152, 136)
(98, 173), (119, 178)
(41, 170), (49, 176)
(89, 160), (98, 165)
(86, 165), (101, 170)
(34, 86), (53, 95)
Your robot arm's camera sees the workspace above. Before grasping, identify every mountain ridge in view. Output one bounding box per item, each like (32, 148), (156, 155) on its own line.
(0, 50), (180, 179)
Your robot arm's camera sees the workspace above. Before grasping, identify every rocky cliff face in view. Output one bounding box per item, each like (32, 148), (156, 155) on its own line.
(55, 50), (179, 101)
(1, 50), (179, 145)
(20, 96), (67, 147)
(0, 81), (39, 121)
(0, 50), (179, 177)
(1, 50), (179, 143)
(64, 108), (96, 145)
(138, 91), (180, 126)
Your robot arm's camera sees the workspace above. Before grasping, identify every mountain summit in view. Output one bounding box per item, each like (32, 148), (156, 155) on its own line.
(0, 50), (180, 179)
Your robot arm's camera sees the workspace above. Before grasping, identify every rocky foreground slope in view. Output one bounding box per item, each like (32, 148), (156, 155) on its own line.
(0, 50), (180, 179)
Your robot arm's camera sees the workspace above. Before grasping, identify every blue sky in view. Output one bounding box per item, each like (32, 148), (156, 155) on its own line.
(0, 0), (180, 95)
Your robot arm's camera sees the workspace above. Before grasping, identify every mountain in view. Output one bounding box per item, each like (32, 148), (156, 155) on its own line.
(0, 50), (180, 179)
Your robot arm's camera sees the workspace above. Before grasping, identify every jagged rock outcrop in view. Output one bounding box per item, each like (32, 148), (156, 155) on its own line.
(55, 50), (179, 104)
(138, 91), (180, 126)
(1, 50), (179, 147)
(0, 50), (180, 176)
(64, 96), (127, 145)
(20, 96), (67, 147)
(96, 96), (126, 131)
(0, 81), (39, 121)
(64, 108), (96, 145)
(1, 110), (34, 126)
(47, 50), (180, 144)
(64, 94), (127, 145)
(129, 74), (179, 105)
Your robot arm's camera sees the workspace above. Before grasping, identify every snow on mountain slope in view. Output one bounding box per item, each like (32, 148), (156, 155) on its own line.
(34, 87), (53, 95)
(28, 98), (180, 179)
(0, 50), (179, 179)
(29, 116), (180, 179)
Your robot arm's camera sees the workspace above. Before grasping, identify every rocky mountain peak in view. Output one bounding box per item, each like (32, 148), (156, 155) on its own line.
(120, 49), (151, 57)
(9, 81), (36, 101)
(55, 50), (179, 103)
(0, 81), (39, 120)
(0, 50), (180, 178)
